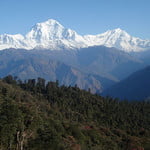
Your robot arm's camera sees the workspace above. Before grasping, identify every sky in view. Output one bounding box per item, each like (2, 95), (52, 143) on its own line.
(0, 0), (149, 39)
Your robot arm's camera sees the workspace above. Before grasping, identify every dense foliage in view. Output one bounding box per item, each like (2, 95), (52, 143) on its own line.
(0, 75), (149, 150)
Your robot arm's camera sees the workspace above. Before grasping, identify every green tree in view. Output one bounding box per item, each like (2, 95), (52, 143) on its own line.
(0, 98), (24, 149)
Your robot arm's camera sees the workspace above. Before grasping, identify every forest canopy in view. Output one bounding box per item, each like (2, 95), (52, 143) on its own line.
(0, 75), (149, 150)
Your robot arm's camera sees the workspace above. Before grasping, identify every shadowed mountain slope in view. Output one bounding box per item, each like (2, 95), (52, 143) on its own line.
(103, 66), (150, 100)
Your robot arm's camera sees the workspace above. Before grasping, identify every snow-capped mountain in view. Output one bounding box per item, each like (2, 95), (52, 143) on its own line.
(25, 19), (86, 50)
(84, 28), (150, 52)
(0, 19), (150, 52)
(0, 34), (27, 49)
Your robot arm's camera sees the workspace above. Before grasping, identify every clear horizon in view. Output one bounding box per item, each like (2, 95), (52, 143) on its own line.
(0, 0), (150, 39)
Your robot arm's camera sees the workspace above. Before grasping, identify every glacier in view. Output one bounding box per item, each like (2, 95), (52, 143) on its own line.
(0, 19), (150, 52)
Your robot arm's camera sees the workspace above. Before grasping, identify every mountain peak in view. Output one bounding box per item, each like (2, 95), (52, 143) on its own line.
(31, 19), (65, 32)
(46, 19), (62, 25)
(109, 28), (129, 36)
(36, 19), (64, 28)
(114, 28), (123, 32)
(25, 19), (65, 42)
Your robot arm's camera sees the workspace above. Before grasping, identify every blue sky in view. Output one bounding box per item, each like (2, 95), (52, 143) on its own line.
(0, 0), (149, 39)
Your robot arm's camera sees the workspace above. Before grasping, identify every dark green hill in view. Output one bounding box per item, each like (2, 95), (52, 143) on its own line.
(0, 76), (149, 150)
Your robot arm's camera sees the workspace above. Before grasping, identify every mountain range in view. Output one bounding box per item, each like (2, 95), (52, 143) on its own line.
(0, 46), (147, 94)
(0, 19), (150, 52)
(0, 19), (150, 100)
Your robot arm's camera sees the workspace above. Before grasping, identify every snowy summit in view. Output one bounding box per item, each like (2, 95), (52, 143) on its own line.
(0, 19), (150, 52)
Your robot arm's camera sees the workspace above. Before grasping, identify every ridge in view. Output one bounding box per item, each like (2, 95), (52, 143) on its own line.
(0, 19), (150, 52)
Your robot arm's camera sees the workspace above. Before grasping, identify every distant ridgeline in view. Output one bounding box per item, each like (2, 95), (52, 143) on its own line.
(0, 75), (149, 150)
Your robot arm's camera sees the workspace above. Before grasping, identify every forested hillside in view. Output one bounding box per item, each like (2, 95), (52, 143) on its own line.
(0, 75), (149, 150)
